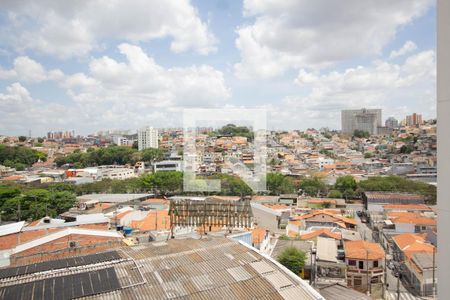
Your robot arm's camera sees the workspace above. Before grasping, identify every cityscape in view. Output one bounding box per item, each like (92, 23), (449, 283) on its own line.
(0, 1), (442, 300)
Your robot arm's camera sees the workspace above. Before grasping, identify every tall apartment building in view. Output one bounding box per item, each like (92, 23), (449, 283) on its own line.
(385, 117), (399, 129)
(137, 127), (158, 151)
(341, 108), (382, 135)
(405, 113), (423, 126)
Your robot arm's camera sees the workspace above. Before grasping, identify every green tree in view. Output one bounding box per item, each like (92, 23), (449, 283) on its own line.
(142, 171), (183, 195)
(335, 175), (357, 193)
(327, 189), (343, 198)
(358, 175), (437, 204)
(267, 173), (296, 195)
(18, 136), (27, 142)
(277, 247), (306, 275)
(400, 145), (414, 154)
(300, 177), (326, 196)
(353, 130), (370, 138)
(141, 148), (165, 164)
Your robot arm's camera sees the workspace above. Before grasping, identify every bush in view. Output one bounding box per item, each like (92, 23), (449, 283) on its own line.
(277, 247), (306, 275)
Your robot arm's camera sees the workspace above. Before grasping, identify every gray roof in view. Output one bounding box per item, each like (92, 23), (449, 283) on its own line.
(0, 237), (324, 300)
(317, 283), (371, 300)
(271, 239), (312, 265)
(77, 193), (153, 203)
(412, 252), (435, 270)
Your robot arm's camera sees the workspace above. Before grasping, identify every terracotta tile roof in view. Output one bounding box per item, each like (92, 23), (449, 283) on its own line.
(300, 229), (341, 240)
(114, 210), (133, 220)
(383, 204), (431, 210)
(2, 175), (23, 181)
(392, 233), (426, 250)
(293, 210), (356, 225)
(263, 204), (290, 210)
(344, 240), (385, 260)
(392, 233), (435, 260)
(388, 212), (436, 225)
(129, 210), (170, 231)
(142, 198), (169, 204)
(252, 227), (267, 245)
(306, 199), (337, 204)
(287, 231), (300, 238)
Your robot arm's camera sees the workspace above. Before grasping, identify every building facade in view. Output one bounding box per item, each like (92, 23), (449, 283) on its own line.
(137, 127), (158, 151)
(341, 108), (382, 135)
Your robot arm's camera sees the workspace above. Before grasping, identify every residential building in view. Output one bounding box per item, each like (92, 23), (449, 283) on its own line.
(344, 240), (385, 294)
(153, 160), (183, 172)
(137, 126), (158, 150)
(385, 117), (399, 129)
(341, 108), (382, 135)
(391, 233), (436, 296)
(405, 113), (423, 126)
(386, 212), (436, 233)
(362, 192), (425, 212)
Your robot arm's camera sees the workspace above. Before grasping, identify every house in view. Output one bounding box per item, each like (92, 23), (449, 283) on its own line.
(317, 282), (371, 300)
(315, 237), (347, 280)
(391, 233), (436, 296)
(386, 212), (436, 233)
(2, 228), (123, 266)
(251, 202), (291, 232)
(344, 240), (385, 294)
(287, 210), (357, 235)
(299, 228), (342, 242)
(362, 192), (425, 212)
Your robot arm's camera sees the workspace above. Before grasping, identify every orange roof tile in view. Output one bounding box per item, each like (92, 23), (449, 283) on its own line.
(383, 204), (431, 210)
(115, 210), (133, 220)
(252, 227), (267, 245)
(300, 229), (341, 240)
(129, 210), (170, 231)
(307, 199), (337, 204)
(344, 240), (385, 260)
(392, 233), (435, 259)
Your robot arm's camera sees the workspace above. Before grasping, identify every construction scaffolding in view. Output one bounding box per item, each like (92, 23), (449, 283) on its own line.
(168, 198), (253, 236)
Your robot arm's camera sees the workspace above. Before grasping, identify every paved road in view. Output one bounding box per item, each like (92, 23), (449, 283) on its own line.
(386, 291), (425, 300)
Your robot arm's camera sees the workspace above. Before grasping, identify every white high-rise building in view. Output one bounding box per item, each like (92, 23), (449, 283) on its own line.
(137, 127), (158, 151)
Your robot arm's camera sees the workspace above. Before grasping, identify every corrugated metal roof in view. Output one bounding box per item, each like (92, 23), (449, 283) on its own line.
(0, 222), (25, 237)
(1, 237), (324, 300)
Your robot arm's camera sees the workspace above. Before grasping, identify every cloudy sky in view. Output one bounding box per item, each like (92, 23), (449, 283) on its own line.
(0, 0), (436, 136)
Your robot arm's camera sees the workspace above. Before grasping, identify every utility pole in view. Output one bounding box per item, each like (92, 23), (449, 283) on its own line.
(396, 273), (402, 300)
(366, 249), (370, 296)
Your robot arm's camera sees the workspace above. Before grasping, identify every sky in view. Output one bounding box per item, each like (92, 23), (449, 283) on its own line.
(0, 0), (436, 136)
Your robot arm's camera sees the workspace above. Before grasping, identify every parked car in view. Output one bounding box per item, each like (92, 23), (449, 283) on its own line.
(388, 261), (394, 270)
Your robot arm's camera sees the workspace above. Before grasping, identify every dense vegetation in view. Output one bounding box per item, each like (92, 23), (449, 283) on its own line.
(55, 146), (165, 167)
(266, 173), (296, 195)
(0, 186), (76, 221)
(209, 124), (254, 141)
(353, 130), (370, 138)
(0, 145), (47, 170)
(277, 247), (306, 275)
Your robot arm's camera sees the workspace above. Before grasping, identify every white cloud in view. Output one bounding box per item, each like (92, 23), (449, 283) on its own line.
(390, 41), (418, 58)
(64, 44), (230, 110)
(2, 0), (217, 58)
(266, 50), (436, 129)
(235, 0), (433, 79)
(0, 82), (73, 134)
(0, 56), (63, 82)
